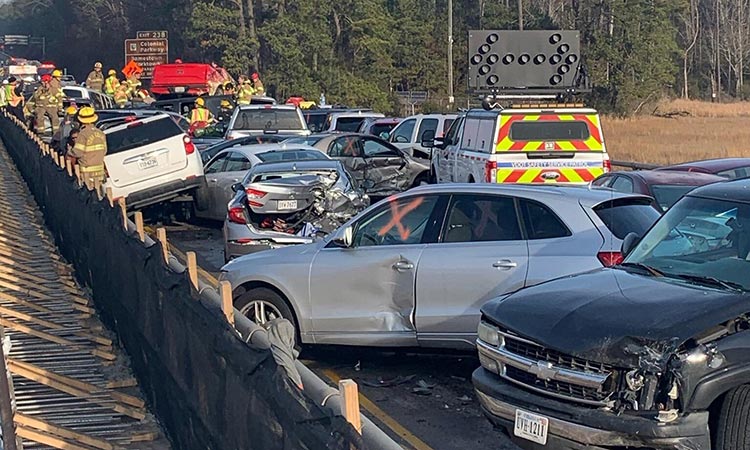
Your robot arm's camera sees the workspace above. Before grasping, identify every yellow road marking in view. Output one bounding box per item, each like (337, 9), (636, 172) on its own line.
(321, 369), (434, 450)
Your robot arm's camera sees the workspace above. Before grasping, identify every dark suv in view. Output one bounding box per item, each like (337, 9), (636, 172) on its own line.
(473, 178), (750, 450)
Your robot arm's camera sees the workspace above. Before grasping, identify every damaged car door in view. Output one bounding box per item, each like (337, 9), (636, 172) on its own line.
(308, 194), (444, 345)
(360, 137), (412, 195)
(416, 194), (529, 348)
(198, 151), (253, 220)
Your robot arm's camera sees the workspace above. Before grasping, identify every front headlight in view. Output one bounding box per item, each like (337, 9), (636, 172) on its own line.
(478, 321), (500, 347)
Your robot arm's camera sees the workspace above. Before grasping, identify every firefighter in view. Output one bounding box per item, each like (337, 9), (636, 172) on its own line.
(125, 72), (142, 99)
(32, 74), (60, 134)
(50, 69), (63, 92)
(0, 80), (7, 109)
(223, 81), (235, 96)
(104, 70), (120, 96)
(68, 107), (107, 190)
(189, 97), (214, 126)
(237, 80), (255, 106)
(5, 77), (25, 122)
(251, 72), (265, 96)
(217, 99), (234, 124)
(114, 84), (129, 108)
(51, 105), (79, 155)
(85, 62), (105, 92)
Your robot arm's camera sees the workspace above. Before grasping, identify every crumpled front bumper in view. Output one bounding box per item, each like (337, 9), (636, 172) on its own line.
(472, 368), (710, 450)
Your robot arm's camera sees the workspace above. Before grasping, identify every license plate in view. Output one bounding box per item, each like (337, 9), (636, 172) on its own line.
(514, 409), (549, 445)
(277, 200), (298, 210)
(174, 87), (185, 93)
(138, 157), (158, 170)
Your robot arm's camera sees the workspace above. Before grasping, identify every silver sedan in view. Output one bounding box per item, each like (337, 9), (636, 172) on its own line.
(219, 184), (661, 349)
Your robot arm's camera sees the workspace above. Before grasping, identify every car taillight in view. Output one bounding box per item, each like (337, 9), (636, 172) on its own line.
(485, 160), (497, 183)
(245, 188), (267, 207)
(228, 206), (247, 224)
(597, 251), (623, 267)
(183, 135), (196, 155)
(603, 158), (612, 173)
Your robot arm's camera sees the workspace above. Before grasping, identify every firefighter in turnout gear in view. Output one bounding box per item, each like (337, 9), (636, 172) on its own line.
(251, 72), (265, 96)
(114, 84), (129, 108)
(237, 80), (255, 106)
(189, 97), (214, 126)
(50, 69), (63, 92)
(33, 74), (60, 134)
(68, 107), (107, 190)
(86, 62), (105, 92)
(125, 72), (142, 99)
(217, 99), (234, 124)
(104, 70), (120, 96)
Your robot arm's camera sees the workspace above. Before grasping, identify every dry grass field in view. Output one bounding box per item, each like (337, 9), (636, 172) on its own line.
(603, 99), (750, 166)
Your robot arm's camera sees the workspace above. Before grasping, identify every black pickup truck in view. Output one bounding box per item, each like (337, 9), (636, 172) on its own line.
(474, 178), (750, 450)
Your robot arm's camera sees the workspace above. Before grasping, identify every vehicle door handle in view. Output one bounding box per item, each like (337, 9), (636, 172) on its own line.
(492, 260), (517, 270)
(209, 178), (218, 183)
(393, 261), (414, 272)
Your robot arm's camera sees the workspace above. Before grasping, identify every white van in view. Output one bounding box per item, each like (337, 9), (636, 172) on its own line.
(103, 114), (205, 209)
(388, 113), (457, 160)
(432, 106), (610, 184)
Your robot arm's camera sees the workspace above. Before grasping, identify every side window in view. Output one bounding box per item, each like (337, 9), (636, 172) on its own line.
(475, 118), (496, 153)
(442, 118), (455, 136)
(416, 118), (438, 142)
(353, 196), (438, 247)
(460, 118), (481, 150)
(442, 195), (522, 243)
(362, 138), (399, 157)
(329, 136), (362, 157)
(611, 176), (635, 193)
(390, 119), (416, 144)
(520, 199), (571, 239)
(444, 117), (464, 146)
(204, 153), (229, 174)
(224, 152), (252, 172)
(591, 175), (612, 187)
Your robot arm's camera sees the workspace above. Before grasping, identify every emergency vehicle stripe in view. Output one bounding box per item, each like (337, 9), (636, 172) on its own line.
(494, 167), (605, 184)
(495, 113), (605, 152)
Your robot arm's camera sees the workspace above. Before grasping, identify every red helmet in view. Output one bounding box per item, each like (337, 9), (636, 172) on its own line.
(251, 73), (259, 80)
(41, 74), (52, 83)
(175, 59), (183, 64)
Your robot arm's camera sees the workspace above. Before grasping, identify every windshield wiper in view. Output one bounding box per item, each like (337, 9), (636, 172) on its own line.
(673, 274), (746, 292)
(616, 262), (665, 277)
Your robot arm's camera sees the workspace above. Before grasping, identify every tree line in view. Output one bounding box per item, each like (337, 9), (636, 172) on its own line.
(0, 0), (747, 114)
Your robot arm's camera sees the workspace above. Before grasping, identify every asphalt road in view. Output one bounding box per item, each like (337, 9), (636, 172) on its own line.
(158, 218), (519, 450)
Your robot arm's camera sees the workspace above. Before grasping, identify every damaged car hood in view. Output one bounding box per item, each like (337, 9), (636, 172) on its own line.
(482, 268), (750, 368)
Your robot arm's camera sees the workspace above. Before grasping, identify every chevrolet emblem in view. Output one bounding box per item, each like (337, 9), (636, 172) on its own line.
(529, 361), (559, 381)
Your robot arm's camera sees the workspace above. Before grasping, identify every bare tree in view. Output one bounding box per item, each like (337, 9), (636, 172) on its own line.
(678, 0), (700, 98)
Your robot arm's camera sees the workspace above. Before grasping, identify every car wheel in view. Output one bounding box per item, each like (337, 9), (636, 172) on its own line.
(714, 385), (750, 449)
(412, 173), (430, 188)
(235, 287), (295, 327)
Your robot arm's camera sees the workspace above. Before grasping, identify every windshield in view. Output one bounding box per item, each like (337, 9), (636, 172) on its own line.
(624, 196), (750, 291)
(304, 113), (329, 132)
(334, 117), (366, 132)
(231, 109), (304, 131)
(651, 185), (697, 211)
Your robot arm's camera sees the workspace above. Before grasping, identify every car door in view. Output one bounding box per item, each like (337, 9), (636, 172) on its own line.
(326, 135), (366, 187)
(195, 152), (229, 218)
(415, 194), (529, 347)
(360, 137), (411, 194)
(308, 194), (444, 345)
(413, 118), (439, 159)
(389, 118), (417, 151)
(439, 115), (464, 182)
(207, 151), (253, 220)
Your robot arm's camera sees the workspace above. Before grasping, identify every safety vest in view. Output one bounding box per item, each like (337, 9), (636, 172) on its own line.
(190, 107), (210, 124)
(105, 76), (120, 95)
(0, 86), (7, 107)
(114, 88), (129, 105)
(6, 85), (23, 107)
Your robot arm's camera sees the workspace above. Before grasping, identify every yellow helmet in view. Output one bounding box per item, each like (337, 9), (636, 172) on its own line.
(108, 69), (116, 76)
(52, 69), (62, 78)
(77, 107), (98, 124)
(195, 97), (205, 107)
(94, 62), (102, 69)
(65, 106), (78, 115)
(220, 99), (231, 108)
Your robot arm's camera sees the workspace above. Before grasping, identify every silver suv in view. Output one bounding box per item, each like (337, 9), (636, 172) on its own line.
(225, 105), (310, 139)
(219, 184), (661, 348)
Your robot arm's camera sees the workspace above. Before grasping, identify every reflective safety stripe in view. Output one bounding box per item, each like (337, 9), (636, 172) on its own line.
(74, 143), (106, 152)
(80, 165), (105, 173)
(495, 114), (605, 152)
(494, 167), (605, 184)
(191, 108), (209, 122)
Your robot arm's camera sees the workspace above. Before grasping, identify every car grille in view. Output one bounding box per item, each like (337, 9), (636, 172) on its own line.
(504, 366), (612, 403)
(503, 335), (612, 375)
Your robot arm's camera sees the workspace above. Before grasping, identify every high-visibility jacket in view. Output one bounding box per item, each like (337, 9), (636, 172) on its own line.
(114, 86), (129, 106)
(125, 77), (141, 97)
(237, 86), (255, 105)
(190, 106), (212, 124)
(69, 125), (107, 173)
(6, 85), (23, 107)
(104, 76), (120, 96)
(0, 86), (7, 107)
(47, 85), (63, 109)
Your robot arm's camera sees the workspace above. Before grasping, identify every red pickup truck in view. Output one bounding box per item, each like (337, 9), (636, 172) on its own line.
(150, 63), (233, 99)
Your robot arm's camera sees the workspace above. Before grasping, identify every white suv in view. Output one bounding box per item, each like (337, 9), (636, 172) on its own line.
(225, 105), (310, 139)
(103, 114), (205, 209)
(388, 113), (457, 160)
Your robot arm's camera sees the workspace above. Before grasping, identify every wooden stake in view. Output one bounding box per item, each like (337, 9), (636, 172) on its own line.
(338, 379), (362, 434)
(93, 177), (102, 198)
(156, 228), (169, 263)
(134, 212), (145, 242)
(117, 198), (127, 230)
(219, 281), (235, 326)
(65, 158), (72, 176)
(105, 187), (114, 207)
(74, 165), (82, 186)
(186, 251), (198, 290)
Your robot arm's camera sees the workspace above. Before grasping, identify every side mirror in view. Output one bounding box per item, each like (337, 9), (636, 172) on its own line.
(420, 129), (436, 148)
(621, 232), (641, 258)
(433, 136), (445, 149)
(331, 226), (353, 248)
(231, 182), (244, 193)
(380, 131), (390, 140)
